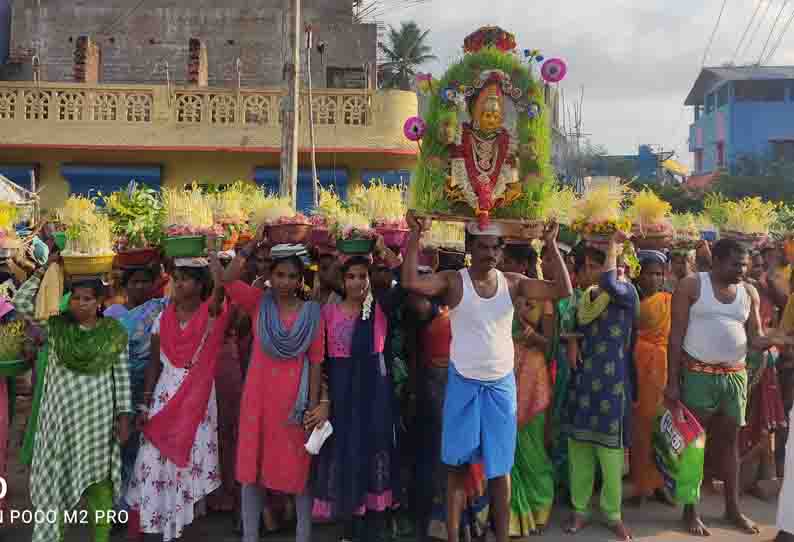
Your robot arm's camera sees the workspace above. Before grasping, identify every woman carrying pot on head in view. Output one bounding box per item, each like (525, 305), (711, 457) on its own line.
(103, 264), (168, 519)
(219, 244), (326, 542)
(126, 257), (230, 541)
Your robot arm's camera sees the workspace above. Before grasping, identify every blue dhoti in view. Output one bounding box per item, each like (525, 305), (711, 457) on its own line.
(441, 364), (517, 479)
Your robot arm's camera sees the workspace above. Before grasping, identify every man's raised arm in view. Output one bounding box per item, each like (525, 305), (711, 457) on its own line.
(518, 222), (573, 301)
(401, 212), (450, 298)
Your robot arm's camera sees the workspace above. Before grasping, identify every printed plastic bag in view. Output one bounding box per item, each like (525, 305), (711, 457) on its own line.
(652, 402), (706, 505)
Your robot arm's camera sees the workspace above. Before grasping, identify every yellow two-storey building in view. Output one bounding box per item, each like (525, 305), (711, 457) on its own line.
(0, 82), (418, 210)
(0, 0), (418, 211)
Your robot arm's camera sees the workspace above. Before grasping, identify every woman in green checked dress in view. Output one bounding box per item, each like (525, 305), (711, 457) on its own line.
(15, 270), (132, 542)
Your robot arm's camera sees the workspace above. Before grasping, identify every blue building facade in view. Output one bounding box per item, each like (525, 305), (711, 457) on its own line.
(686, 66), (794, 176)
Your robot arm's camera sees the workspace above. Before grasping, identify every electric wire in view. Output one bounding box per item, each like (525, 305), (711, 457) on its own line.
(701, 0), (729, 67)
(742, 0), (776, 61)
(758, 0), (790, 64)
(764, 6), (794, 62)
(733, 1), (764, 63)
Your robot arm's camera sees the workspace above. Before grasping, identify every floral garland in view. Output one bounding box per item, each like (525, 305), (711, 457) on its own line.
(456, 127), (511, 214)
(463, 26), (517, 54)
(362, 290), (374, 321)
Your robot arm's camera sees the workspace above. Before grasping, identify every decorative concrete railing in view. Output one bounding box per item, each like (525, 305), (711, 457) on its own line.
(0, 83), (372, 127)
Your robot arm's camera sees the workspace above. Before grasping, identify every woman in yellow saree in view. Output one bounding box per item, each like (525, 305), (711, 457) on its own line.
(510, 296), (555, 536)
(630, 250), (671, 504)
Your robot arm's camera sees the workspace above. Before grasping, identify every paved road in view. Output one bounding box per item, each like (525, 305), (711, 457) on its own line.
(1, 397), (783, 541)
(0, 496), (782, 541)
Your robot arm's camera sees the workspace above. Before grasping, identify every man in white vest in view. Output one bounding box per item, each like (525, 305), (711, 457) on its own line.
(402, 213), (572, 542)
(666, 238), (794, 537)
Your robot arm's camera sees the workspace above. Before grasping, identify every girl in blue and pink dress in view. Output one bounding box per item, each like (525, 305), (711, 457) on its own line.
(313, 256), (399, 542)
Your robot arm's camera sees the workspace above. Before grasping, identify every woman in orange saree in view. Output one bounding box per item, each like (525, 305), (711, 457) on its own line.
(630, 251), (671, 504)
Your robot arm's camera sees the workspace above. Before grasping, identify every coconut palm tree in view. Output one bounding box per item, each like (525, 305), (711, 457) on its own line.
(379, 21), (437, 90)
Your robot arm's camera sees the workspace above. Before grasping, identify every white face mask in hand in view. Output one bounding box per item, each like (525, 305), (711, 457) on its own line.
(305, 421), (333, 455)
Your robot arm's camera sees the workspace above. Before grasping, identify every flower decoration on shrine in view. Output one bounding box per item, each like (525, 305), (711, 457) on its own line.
(527, 102), (541, 119)
(409, 25), (572, 230)
(440, 86), (459, 105)
(416, 73), (433, 94)
(403, 116), (427, 142)
(463, 26), (517, 54)
(540, 58), (568, 83)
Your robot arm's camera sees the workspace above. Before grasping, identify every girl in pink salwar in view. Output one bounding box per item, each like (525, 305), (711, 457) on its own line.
(222, 254), (326, 542)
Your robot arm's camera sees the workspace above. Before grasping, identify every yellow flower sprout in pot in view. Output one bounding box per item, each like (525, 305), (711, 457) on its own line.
(628, 189), (672, 250)
(256, 197), (311, 246)
(333, 208), (377, 255)
(422, 221), (466, 253)
(707, 196), (778, 248)
(309, 188), (347, 248)
(0, 202), (21, 253)
(350, 181), (408, 248)
(671, 213), (700, 249)
(544, 185), (579, 227)
(161, 186), (217, 258)
(209, 186), (249, 250)
(570, 183), (632, 243)
(162, 185), (216, 238)
(56, 196), (116, 275)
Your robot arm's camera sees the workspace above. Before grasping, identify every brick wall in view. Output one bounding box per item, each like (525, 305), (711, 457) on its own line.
(1, 0), (377, 88)
(73, 36), (100, 84)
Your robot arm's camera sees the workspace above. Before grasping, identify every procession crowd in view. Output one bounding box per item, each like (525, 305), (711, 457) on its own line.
(0, 214), (792, 542)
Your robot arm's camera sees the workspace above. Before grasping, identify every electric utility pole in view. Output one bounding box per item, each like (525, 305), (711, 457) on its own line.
(279, 0), (301, 208)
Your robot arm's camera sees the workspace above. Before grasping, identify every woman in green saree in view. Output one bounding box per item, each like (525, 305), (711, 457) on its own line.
(509, 295), (556, 536)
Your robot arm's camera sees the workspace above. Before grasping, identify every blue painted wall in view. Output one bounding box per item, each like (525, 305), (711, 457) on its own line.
(689, 83), (731, 174)
(637, 145), (658, 180)
(731, 101), (794, 164)
(0, 0), (9, 64)
(690, 80), (794, 174)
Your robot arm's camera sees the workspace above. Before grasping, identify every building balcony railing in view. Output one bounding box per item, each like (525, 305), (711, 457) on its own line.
(0, 82), (417, 153)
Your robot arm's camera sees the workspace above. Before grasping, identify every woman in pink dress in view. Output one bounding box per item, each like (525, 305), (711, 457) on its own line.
(222, 253), (326, 542)
(313, 256), (399, 542)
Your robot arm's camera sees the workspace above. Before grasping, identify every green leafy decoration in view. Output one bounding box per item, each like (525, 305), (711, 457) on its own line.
(408, 46), (555, 220)
(103, 182), (164, 249)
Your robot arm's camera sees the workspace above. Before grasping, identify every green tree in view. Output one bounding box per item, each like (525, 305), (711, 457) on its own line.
(379, 21), (437, 90)
(716, 155), (794, 201)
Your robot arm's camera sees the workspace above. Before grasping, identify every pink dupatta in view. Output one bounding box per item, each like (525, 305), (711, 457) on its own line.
(143, 299), (231, 468)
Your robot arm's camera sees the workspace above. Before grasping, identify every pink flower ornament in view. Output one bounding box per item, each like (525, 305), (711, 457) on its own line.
(403, 116), (427, 142)
(541, 58), (568, 83)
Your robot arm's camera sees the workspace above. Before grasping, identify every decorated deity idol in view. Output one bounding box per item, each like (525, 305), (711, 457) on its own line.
(409, 26), (566, 229)
(445, 70), (522, 225)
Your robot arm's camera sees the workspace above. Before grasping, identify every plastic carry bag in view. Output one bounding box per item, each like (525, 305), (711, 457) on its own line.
(652, 402), (706, 505)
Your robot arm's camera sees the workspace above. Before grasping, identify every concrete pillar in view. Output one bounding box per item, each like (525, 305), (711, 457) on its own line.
(188, 38), (208, 87)
(73, 36), (100, 84)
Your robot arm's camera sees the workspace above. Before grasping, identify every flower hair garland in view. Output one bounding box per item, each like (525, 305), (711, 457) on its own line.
(362, 290), (374, 321)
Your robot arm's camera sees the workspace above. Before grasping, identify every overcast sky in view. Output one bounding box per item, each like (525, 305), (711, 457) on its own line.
(384, 0), (794, 168)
